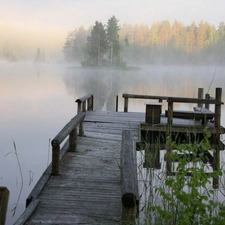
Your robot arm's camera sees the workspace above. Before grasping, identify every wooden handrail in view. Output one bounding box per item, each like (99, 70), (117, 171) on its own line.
(122, 90), (224, 113)
(122, 93), (169, 112)
(75, 93), (94, 113)
(121, 130), (139, 223)
(51, 112), (85, 175)
(167, 88), (223, 126)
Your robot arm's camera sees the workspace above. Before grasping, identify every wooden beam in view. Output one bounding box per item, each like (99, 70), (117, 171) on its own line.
(198, 88), (204, 107)
(122, 93), (169, 100)
(121, 130), (138, 222)
(52, 112), (85, 145)
(0, 187), (9, 225)
(14, 200), (40, 225)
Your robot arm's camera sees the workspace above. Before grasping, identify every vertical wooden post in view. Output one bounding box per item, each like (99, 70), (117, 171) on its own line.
(79, 120), (84, 137)
(124, 97), (128, 112)
(213, 87), (222, 188)
(0, 187), (9, 225)
(91, 95), (94, 110)
(116, 95), (118, 112)
(51, 140), (60, 175)
(87, 98), (92, 111)
(82, 101), (86, 112)
(77, 102), (81, 113)
(198, 88), (204, 107)
(167, 98), (173, 126)
(69, 127), (77, 152)
(205, 93), (210, 109)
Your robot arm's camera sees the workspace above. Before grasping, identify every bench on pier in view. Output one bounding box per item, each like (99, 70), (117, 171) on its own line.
(165, 107), (215, 124)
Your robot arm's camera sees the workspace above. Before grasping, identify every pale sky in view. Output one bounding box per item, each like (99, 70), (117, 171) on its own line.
(0, 0), (224, 31)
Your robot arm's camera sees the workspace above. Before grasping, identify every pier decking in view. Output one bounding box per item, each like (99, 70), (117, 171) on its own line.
(15, 111), (143, 225)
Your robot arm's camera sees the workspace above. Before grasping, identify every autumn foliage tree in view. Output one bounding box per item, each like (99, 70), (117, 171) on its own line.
(63, 19), (225, 65)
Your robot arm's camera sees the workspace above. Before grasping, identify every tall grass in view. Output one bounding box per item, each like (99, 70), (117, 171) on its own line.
(138, 129), (225, 225)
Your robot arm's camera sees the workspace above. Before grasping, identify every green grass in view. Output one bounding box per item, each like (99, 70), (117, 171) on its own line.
(138, 129), (225, 225)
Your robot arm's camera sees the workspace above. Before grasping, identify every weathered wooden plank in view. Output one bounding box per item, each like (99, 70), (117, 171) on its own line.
(122, 93), (170, 100)
(14, 199), (40, 225)
(20, 110), (145, 224)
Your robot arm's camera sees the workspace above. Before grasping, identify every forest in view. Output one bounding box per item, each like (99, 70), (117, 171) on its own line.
(63, 17), (225, 66)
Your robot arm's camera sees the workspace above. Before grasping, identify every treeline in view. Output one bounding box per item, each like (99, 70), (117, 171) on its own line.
(63, 20), (225, 65)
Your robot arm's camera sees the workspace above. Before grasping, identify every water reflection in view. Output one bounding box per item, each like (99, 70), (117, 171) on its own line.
(64, 68), (121, 111)
(0, 62), (225, 224)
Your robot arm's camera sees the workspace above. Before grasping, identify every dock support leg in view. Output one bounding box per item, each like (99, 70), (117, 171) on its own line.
(213, 87), (222, 188)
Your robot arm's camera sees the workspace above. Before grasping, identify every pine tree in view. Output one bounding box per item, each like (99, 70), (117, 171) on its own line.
(85, 21), (108, 66)
(106, 16), (120, 65)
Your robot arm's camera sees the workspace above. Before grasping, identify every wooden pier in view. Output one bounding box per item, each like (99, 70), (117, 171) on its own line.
(14, 88), (225, 224)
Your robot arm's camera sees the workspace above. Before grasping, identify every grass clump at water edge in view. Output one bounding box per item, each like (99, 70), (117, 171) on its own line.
(139, 130), (225, 225)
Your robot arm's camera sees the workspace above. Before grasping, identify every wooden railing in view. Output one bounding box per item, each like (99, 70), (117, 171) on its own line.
(122, 88), (223, 128)
(121, 130), (139, 223)
(122, 93), (169, 112)
(166, 88), (223, 126)
(51, 112), (85, 175)
(0, 187), (9, 225)
(76, 93), (93, 113)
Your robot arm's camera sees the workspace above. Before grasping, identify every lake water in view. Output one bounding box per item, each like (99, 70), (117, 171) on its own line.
(1, 61), (225, 224)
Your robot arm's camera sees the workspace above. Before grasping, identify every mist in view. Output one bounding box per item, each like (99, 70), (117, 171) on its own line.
(1, 0), (225, 64)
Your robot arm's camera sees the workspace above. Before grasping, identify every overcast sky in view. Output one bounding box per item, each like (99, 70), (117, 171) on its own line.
(1, 0), (224, 30)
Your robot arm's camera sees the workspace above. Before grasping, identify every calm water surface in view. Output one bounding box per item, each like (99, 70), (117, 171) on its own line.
(0, 62), (225, 224)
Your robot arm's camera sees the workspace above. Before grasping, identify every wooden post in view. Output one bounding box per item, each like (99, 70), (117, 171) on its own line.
(91, 95), (94, 110)
(69, 127), (77, 152)
(82, 101), (86, 112)
(51, 140), (60, 175)
(124, 97), (128, 112)
(167, 98), (173, 126)
(79, 119), (84, 137)
(213, 87), (222, 188)
(87, 98), (92, 111)
(116, 95), (118, 112)
(0, 187), (9, 225)
(198, 88), (204, 107)
(77, 102), (81, 113)
(205, 93), (210, 109)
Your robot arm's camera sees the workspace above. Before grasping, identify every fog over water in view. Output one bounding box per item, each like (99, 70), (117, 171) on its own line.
(0, 61), (225, 224)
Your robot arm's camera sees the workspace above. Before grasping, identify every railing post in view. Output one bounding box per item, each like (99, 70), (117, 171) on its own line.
(167, 98), (173, 126)
(82, 101), (86, 112)
(51, 140), (60, 175)
(69, 127), (77, 152)
(77, 102), (81, 113)
(87, 95), (93, 111)
(124, 97), (128, 112)
(213, 87), (222, 188)
(205, 93), (210, 109)
(116, 95), (118, 112)
(91, 95), (94, 110)
(0, 187), (9, 225)
(198, 88), (204, 107)
(79, 118), (84, 137)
